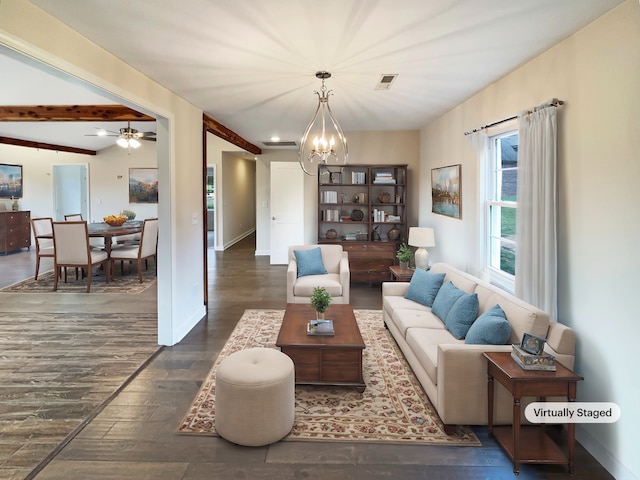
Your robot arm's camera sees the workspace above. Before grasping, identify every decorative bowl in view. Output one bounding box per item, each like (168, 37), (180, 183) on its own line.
(104, 215), (127, 226)
(387, 228), (401, 240)
(325, 229), (338, 240)
(378, 192), (391, 203)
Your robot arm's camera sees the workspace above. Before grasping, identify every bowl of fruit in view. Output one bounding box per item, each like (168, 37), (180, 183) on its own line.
(104, 214), (128, 226)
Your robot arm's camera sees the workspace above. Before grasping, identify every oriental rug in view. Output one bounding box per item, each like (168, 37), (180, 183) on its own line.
(0, 268), (156, 294)
(178, 309), (480, 446)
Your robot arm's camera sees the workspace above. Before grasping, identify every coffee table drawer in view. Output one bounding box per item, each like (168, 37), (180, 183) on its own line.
(283, 347), (319, 364)
(322, 363), (361, 383)
(323, 349), (360, 363)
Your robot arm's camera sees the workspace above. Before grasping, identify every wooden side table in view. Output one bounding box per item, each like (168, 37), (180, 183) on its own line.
(483, 352), (583, 475)
(389, 265), (415, 281)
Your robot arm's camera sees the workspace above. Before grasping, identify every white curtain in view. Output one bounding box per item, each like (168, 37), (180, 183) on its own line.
(466, 130), (488, 279)
(515, 102), (558, 319)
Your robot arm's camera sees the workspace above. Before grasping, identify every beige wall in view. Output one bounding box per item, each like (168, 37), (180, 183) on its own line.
(0, 142), (158, 224)
(420, 2), (639, 478)
(221, 153), (256, 248)
(1, 0), (205, 345)
(254, 130), (420, 255)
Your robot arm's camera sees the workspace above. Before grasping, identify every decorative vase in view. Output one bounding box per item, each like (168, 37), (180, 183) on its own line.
(316, 311), (325, 320)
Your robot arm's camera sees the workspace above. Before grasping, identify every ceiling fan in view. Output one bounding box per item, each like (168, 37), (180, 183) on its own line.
(86, 121), (156, 150)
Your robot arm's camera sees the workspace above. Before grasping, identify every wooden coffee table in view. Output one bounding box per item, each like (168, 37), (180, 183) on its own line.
(276, 303), (366, 392)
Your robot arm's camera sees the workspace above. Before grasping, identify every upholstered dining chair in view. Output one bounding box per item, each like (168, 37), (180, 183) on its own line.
(286, 244), (350, 304)
(109, 218), (158, 282)
(31, 217), (55, 280)
(52, 221), (110, 293)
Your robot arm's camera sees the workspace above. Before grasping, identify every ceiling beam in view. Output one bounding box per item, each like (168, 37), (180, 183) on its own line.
(0, 105), (154, 122)
(203, 113), (261, 155)
(0, 136), (96, 155)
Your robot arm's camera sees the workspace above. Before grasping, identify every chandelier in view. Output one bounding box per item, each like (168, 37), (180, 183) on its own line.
(299, 71), (348, 175)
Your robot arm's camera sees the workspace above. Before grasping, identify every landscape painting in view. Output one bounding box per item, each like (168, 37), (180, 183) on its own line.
(129, 168), (158, 203)
(0, 163), (23, 198)
(431, 164), (461, 219)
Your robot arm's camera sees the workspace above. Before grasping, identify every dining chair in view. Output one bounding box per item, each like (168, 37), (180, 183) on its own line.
(64, 213), (83, 221)
(52, 221), (110, 293)
(31, 217), (55, 280)
(65, 213), (111, 250)
(109, 218), (158, 282)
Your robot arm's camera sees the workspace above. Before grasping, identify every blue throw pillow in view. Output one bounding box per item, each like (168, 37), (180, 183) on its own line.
(465, 305), (512, 345)
(404, 269), (446, 307)
(431, 281), (466, 321)
(445, 293), (479, 339)
(294, 247), (328, 277)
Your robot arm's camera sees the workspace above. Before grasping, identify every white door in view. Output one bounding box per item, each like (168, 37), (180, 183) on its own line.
(270, 162), (304, 264)
(52, 164), (89, 221)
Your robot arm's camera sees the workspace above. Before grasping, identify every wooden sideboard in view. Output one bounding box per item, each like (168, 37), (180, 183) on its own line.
(0, 211), (31, 254)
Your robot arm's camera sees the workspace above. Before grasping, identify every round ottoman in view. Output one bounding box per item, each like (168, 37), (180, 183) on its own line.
(215, 347), (295, 446)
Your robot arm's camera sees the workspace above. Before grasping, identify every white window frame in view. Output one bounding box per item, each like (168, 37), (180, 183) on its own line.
(485, 127), (518, 293)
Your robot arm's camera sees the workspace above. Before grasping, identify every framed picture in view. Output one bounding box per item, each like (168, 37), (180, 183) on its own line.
(0, 163), (23, 198)
(431, 164), (461, 219)
(129, 168), (158, 203)
(520, 332), (546, 356)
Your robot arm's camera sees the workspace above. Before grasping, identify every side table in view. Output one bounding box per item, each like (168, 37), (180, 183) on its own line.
(389, 265), (415, 282)
(483, 352), (583, 475)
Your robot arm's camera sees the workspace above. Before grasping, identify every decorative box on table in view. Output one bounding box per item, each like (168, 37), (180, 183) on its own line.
(511, 332), (556, 371)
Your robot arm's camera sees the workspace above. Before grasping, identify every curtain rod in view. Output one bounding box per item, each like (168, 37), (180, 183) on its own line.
(463, 98), (564, 136)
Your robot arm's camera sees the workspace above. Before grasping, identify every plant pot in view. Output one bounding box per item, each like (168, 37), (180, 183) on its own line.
(316, 311), (325, 320)
(399, 261), (409, 270)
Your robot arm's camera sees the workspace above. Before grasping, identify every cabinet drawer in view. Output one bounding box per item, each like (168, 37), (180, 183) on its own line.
(295, 364), (320, 382)
(343, 242), (395, 258)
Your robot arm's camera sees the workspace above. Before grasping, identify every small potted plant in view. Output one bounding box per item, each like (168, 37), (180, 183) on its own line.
(310, 286), (332, 320)
(396, 243), (412, 269)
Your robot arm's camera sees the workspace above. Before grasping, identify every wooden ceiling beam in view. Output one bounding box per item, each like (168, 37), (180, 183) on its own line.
(203, 113), (261, 155)
(0, 136), (96, 155)
(0, 105), (154, 122)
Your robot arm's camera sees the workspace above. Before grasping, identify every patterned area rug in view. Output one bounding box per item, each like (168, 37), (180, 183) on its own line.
(178, 309), (480, 445)
(0, 267), (156, 294)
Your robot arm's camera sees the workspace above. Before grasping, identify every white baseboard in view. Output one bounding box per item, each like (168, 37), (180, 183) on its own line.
(577, 425), (636, 480)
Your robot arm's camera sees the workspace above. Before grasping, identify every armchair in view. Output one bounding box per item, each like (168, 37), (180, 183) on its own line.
(287, 244), (350, 304)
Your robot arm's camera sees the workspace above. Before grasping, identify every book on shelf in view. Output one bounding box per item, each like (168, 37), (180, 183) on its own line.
(307, 319), (334, 336)
(322, 209), (340, 221)
(351, 171), (366, 184)
(321, 191), (339, 203)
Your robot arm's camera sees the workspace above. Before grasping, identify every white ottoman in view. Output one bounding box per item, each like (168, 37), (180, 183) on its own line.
(215, 347), (295, 446)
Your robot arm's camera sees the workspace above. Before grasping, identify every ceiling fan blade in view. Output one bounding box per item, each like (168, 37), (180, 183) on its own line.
(141, 137), (156, 142)
(84, 134), (119, 137)
(138, 131), (156, 137)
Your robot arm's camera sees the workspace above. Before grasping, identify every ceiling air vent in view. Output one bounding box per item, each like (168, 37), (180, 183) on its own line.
(262, 140), (297, 147)
(375, 74), (398, 90)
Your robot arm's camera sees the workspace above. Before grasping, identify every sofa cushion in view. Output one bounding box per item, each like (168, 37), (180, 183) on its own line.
(485, 293), (549, 343)
(445, 293), (479, 339)
(465, 305), (511, 345)
(404, 269), (445, 307)
(391, 309), (445, 337)
(294, 247), (327, 277)
(431, 281), (466, 321)
(406, 328), (463, 385)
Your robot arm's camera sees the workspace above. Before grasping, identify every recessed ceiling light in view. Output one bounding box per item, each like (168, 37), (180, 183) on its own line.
(271, 136), (280, 142)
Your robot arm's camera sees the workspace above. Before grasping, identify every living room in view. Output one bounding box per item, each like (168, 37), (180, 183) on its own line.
(1, 1), (638, 479)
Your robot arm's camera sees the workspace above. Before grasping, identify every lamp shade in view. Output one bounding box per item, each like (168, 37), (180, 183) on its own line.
(408, 227), (435, 248)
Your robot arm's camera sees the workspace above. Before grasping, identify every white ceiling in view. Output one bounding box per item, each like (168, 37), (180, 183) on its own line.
(1, 0), (624, 152)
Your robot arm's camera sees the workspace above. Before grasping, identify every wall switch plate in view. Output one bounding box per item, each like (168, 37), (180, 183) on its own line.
(192, 213), (198, 225)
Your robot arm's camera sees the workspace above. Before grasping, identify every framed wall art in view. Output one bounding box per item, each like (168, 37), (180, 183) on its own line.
(129, 168), (158, 203)
(0, 163), (23, 198)
(431, 164), (461, 219)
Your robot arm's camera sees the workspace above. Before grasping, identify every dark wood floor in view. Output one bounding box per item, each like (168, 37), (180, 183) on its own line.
(1, 235), (613, 479)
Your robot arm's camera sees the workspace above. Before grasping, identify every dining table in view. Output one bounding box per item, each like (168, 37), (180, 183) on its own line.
(87, 220), (143, 255)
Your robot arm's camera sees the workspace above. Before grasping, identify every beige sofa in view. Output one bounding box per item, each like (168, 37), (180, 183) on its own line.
(287, 245), (350, 304)
(382, 262), (576, 431)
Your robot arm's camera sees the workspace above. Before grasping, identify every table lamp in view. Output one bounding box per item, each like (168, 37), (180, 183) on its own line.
(408, 227), (435, 270)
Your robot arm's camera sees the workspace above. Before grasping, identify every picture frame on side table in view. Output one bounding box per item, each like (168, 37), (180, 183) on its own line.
(129, 168), (158, 203)
(431, 164), (461, 219)
(0, 163), (23, 198)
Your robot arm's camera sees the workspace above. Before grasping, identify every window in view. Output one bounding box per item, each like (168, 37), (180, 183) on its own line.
(486, 131), (518, 290)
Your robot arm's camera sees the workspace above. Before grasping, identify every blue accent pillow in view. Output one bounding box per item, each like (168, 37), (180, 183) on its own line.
(404, 269), (445, 307)
(445, 293), (479, 339)
(465, 305), (511, 345)
(294, 247), (328, 277)
(431, 281), (466, 321)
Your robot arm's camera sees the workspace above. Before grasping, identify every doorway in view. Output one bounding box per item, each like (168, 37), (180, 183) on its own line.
(52, 164), (89, 221)
(206, 165), (216, 248)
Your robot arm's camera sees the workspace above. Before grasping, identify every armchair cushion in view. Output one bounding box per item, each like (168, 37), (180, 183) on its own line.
(294, 247), (328, 277)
